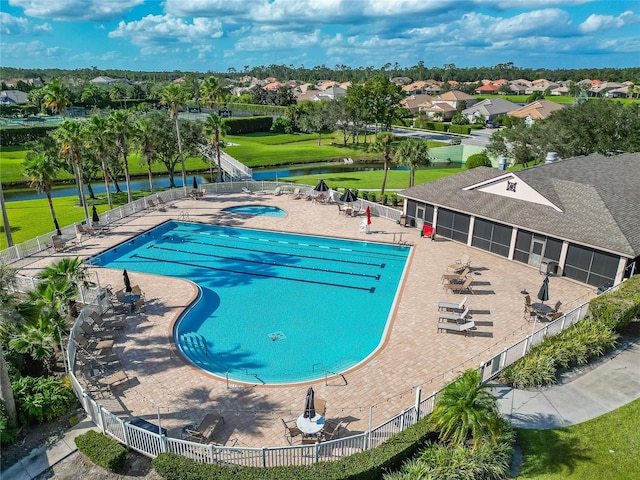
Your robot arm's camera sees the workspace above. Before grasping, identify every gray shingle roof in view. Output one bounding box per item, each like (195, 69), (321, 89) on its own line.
(398, 153), (640, 257)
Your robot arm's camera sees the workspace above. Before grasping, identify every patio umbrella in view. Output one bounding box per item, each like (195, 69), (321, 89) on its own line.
(537, 275), (550, 304)
(313, 179), (329, 192)
(303, 387), (316, 419)
(91, 205), (100, 224)
(366, 206), (371, 225)
(193, 176), (198, 190)
(123, 269), (132, 293)
(339, 189), (357, 204)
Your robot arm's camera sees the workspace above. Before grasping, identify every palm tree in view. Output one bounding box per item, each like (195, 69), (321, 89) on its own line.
(394, 138), (431, 188)
(85, 115), (114, 209)
(38, 256), (93, 318)
(372, 131), (397, 197)
(134, 113), (159, 192)
(0, 264), (22, 423)
(24, 150), (63, 235)
(429, 369), (503, 450)
(160, 83), (189, 193)
(108, 110), (134, 204)
(52, 120), (89, 220)
(42, 79), (71, 117)
(200, 76), (225, 110)
(0, 181), (13, 247)
(202, 113), (230, 182)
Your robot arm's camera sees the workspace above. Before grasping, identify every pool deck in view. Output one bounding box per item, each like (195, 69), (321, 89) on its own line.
(16, 192), (595, 448)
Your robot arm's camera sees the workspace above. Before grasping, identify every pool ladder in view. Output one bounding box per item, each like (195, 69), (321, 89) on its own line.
(226, 369), (265, 389)
(313, 363), (348, 386)
(178, 211), (190, 222)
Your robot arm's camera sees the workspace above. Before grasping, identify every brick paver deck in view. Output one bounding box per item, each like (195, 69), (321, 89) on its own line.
(18, 192), (595, 448)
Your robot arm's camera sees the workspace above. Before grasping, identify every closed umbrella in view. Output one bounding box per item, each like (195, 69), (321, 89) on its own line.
(193, 176), (198, 190)
(313, 179), (329, 192)
(339, 189), (357, 204)
(123, 269), (132, 293)
(366, 206), (371, 225)
(537, 275), (550, 304)
(303, 387), (316, 419)
(91, 205), (100, 224)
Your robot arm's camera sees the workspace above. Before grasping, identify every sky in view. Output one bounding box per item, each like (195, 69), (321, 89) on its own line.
(1, 0), (639, 73)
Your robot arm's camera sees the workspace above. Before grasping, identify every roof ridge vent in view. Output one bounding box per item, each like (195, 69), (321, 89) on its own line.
(545, 152), (559, 164)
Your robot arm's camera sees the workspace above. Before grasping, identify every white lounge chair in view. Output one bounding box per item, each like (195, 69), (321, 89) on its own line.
(437, 320), (475, 336)
(438, 307), (470, 323)
(273, 186), (282, 196)
(241, 187), (254, 195)
(292, 187), (302, 199)
(438, 296), (468, 312)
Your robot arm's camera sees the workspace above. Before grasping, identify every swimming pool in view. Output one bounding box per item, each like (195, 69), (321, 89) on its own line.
(223, 205), (286, 217)
(91, 221), (411, 384)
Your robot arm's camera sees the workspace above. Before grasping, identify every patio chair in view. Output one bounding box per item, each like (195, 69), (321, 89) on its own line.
(524, 304), (537, 322)
(441, 267), (470, 284)
(292, 187), (301, 199)
(131, 285), (145, 299)
(156, 197), (168, 210)
(77, 223), (97, 237)
(321, 420), (343, 441)
(524, 294), (531, 307)
(438, 296), (468, 312)
(90, 311), (125, 330)
(314, 397), (327, 417)
(447, 254), (471, 273)
(438, 307), (470, 323)
(80, 322), (119, 340)
(281, 418), (302, 445)
(241, 187), (254, 195)
(553, 300), (562, 312)
(545, 311), (563, 322)
(147, 199), (157, 208)
(132, 298), (145, 313)
(442, 276), (474, 294)
(53, 239), (67, 252)
(184, 413), (224, 444)
(273, 186), (282, 196)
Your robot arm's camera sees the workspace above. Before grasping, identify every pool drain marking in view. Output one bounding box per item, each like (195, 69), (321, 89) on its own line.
(268, 331), (286, 342)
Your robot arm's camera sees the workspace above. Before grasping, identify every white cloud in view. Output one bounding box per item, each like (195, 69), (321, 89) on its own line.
(234, 28), (322, 51)
(9, 0), (144, 22)
(0, 12), (51, 35)
(109, 14), (223, 47)
(0, 39), (63, 58)
(579, 10), (640, 34)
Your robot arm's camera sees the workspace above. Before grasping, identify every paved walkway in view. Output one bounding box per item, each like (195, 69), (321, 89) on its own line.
(4, 338), (639, 479)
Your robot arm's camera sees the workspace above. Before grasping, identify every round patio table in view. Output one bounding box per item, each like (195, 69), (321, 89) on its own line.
(296, 414), (325, 435)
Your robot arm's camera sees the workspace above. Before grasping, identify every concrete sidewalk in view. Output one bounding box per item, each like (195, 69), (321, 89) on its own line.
(3, 418), (97, 480)
(492, 336), (640, 429)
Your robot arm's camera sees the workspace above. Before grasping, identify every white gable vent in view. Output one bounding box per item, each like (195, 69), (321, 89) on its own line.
(545, 152), (559, 164)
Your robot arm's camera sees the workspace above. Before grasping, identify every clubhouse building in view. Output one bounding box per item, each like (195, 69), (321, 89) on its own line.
(399, 152), (640, 288)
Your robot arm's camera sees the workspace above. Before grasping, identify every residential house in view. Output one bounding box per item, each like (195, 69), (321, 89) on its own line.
(475, 84), (501, 95)
(398, 152), (640, 288)
(0, 90), (28, 106)
(417, 90), (477, 121)
(461, 98), (519, 123)
(509, 100), (565, 126)
(401, 94), (434, 113)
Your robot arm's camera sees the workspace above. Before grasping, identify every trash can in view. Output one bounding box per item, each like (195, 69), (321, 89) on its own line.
(399, 216), (407, 227)
(539, 260), (558, 275)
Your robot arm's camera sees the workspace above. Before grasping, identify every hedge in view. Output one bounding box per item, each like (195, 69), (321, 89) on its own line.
(223, 116), (273, 134)
(152, 417), (437, 480)
(0, 125), (57, 146)
(75, 430), (128, 472)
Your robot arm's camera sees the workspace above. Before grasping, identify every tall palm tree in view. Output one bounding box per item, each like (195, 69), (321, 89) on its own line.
(372, 131), (397, 197)
(429, 369), (503, 450)
(134, 113), (159, 192)
(0, 264), (23, 423)
(85, 115), (114, 209)
(160, 83), (189, 193)
(108, 110), (134, 203)
(23, 150), (63, 235)
(42, 79), (71, 117)
(52, 120), (89, 220)
(38, 256), (92, 318)
(394, 138), (431, 188)
(202, 113), (230, 182)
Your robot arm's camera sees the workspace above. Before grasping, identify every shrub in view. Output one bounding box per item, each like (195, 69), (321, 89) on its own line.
(465, 153), (492, 169)
(361, 191), (369, 201)
(369, 192), (377, 202)
(0, 402), (18, 446)
(588, 275), (640, 330)
(75, 430), (127, 472)
(223, 116), (273, 134)
(381, 194), (388, 206)
(271, 117), (295, 134)
(391, 194), (399, 207)
(153, 417), (437, 479)
(11, 375), (77, 425)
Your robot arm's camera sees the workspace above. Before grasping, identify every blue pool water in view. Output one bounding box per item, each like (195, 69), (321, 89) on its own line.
(90, 221), (411, 384)
(223, 205), (286, 217)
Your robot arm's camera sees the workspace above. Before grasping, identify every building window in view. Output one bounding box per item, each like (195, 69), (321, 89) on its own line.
(564, 244), (619, 287)
(436, 209), (470, 243)
(471, 218), (512, 257)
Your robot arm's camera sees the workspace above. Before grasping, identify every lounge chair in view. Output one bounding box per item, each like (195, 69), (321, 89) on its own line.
(282, 418), (302, 444)
(292, 187), (301, 199)
(273, 186), (282, 196)
(147, 199), (157, 208)
(437, 320), (475, 335)
(447, 254), (471, 273)
(156, 197), (168, 210)
(321, 420), (343, 441)
(89, 311), (125, 330)
(443, 276), (474, 294)
(438, 307), (470, 323)
(184, 413), (224, 444)
(241, 187), (254, 195)
(77, 223), (97, 237)
(441, 268), (470, 284)
(438, 296), (468, 312)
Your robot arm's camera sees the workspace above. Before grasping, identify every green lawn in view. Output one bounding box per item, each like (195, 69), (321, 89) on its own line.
(516, 398), (640, 480)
